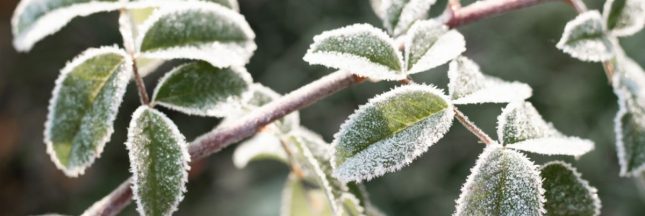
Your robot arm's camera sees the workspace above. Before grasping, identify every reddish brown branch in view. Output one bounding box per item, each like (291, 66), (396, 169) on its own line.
(445, 0), (558, 28)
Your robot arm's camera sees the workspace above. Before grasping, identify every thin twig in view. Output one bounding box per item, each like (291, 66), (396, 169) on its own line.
(119, 9), (150, 105)
(453, 107), (496, 145)
(81, 0), (564, 213)
(564, 0), (588, 13)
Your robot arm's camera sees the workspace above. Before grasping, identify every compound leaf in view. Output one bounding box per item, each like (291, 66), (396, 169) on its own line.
(303, 24), (405, 81)
(447, 56), (532, 104)
(151, 62), (252, 117)
(126, 106), (190, 216)
(371, 0), (437, 36)
(11, 0), (122, 52)
(540, 161), (601, 216)
(45, 46), (132, 177)
(454, 145), (544, 216)
(557, 11), (614, 62)
(332, 84), (454, 182)
(405, 20), (465, 74)
(497, 102), (594, 157)
(137, 1), (256, 68)
(611, 53), (645, 176)
(603, 0), (645, 37)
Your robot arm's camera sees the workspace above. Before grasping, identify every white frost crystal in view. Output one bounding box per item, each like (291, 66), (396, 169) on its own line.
(447, 56), (532, 104)
(232, 131), (288, 168)
(405, 20), (466, 74)
(371, 0), (437, 36)
(557, 11), (614, 62)
(497, 102), (594, 157)
(454, 145), (545, 216)
(331, 84), (454, 182)
(603, 0), (645, 37)
(540, 161), (601, 216)
(611, 52), (645, 176)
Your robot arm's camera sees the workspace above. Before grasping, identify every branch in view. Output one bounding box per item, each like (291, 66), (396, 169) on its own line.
(119, 9), (150, 105)
(453, 107), (496, 145)
(445, 0), (558, 28)
(82, 0), (564, 214)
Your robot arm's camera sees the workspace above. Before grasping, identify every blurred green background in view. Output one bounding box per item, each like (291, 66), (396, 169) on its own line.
(1, 0), (645, 215)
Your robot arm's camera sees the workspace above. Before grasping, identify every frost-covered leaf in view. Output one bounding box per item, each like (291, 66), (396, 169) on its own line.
(126, 106), (190, 216)
(281, 174), (334, 216)
(540, 161), (601, 216)
(454, 145), (544, 216)
(371, 0), (436, 36)
(332, 84), (454, 182)
(497, 102), (594, 157)
(405, 20), (465, 74)
(603, 0), (645, 37)
(610, 53), (645, 176)
(44, 47), (132, 177)
(137, 1), (256, 68)
(556, 11), (614, 62)
(447, 56), (532, 104)
(11, 0), (122, 52)
(151, 62), (252, 117)
(232, 131), (288, 169)
(241, 84), (300, 133)
(303, 24), (405, 81)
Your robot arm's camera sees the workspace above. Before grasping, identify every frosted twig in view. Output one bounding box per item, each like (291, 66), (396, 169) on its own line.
(82, 0), (568, 213)
(119, 8), (149, 105)
(453, 107), (495, 145)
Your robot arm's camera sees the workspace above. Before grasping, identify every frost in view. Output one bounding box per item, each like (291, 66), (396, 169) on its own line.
(556, 11), (614, 62)
(136, 1), (256, 68)
(448, 56), (532, 104)
(540, 161), (601, 216)
(497, 102), (595, 157)
(303, 23), (405, 81)
(372, 0), (437, 36)
(232, 131), (288, 169)
(610, 52), (645, 176)
(44, 46), (132, 177)
(151, 62), (253, 117)
(603, 0), (645, 37)
(454, 145), (544, 216)
(405, 20), (466, 74)
(331, 84), (454, 182)
(126, 106), (190, 216)
(11, 0), (123, 52)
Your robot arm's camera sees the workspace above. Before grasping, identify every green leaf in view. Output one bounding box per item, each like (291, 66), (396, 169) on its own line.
(232, 131), (288, 169)
(556, 11), (614, 62)
(44, 47), (131, 177)
(281, 174), (334, 216)
(404, 20), (465, 74)
(11, 0), (121, 51)
(454, 145), (544, 216)
(497, 102), (594, 157)
(136, 1), (256, 68)
(447, 56), (532, 104)
(303, 24), (405, 81)
(540, 161), (601, 216)
(603, 0), (645, 37)
(610, 53), (645, 176)
(370, 0), (437, 36)
(289, 128), (367, 216)
(332, 84), (454, 182)
(126, 106), (190, 216)
(151, 62), (252, 117)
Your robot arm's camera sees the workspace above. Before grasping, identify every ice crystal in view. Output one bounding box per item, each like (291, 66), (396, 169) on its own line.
(405, 20), (466, 74)
(557, 11), (614, 62)
(540, 161), (601, 216)
(603, 0), (645, 37)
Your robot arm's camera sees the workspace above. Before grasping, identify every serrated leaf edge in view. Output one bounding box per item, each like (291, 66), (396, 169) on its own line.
(303, 23), (405, 81)
(541, 161), (601, 216)
(151, 64), (253, 117)
(126, 106), (191, 216)
(44, 46), (132, 177)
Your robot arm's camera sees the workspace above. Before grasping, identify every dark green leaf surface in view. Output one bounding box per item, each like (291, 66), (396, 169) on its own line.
(45, 47), (131, 177)
(603, 0), (644, 36)
(152, 61), (252, 117)
(127, 106), (189, 216)
(332, 84), (453, 182)
(454, 146), (544, 216)
(540, 161), (601, 216)
(137, 2), (256, 68)
(11, 0), (121, 51)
